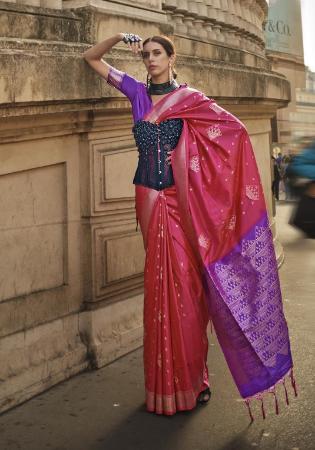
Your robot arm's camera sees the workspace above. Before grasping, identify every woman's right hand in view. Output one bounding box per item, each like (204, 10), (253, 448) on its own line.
(120, 33), (143, 56)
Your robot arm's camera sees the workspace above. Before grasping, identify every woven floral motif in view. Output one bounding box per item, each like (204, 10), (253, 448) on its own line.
(209, 103), (224, 115)
(198, 234), (210, 249)
(227, 215), (236, 230)
(207, 124), (222, 140)
(213, 221), (289, 368)
(190, 155), (200, 172)
(246, 185), (260, 201)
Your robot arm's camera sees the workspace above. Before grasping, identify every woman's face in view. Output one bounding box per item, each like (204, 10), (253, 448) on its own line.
(142, 41), (174, 80)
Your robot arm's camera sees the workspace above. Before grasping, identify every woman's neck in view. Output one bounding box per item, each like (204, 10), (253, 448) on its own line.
(151, 80), (169, 84)
(151, 74), (169, 84)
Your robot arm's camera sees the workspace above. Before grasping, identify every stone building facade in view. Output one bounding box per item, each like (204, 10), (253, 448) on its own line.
(290, 69), (315, 152)
(0, 0), (290, 413)
(264, 0), (306, 152)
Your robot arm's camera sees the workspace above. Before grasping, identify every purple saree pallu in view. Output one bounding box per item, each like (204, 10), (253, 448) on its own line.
(204, 212), (296, 420)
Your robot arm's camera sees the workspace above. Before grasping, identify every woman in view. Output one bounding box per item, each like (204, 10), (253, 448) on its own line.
(83, 33), (296, 419)
(272, 156), (281, 201)
(281, 155), (293, 201)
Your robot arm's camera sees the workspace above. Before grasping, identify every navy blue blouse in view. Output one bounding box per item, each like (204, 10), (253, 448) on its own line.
(132, 119), (184, 190)
(106, 66), (184, 190)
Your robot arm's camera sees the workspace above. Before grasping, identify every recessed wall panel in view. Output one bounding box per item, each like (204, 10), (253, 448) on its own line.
(0, 164), (67, 301)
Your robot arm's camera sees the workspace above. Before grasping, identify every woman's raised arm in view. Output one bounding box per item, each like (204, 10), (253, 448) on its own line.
(82, 33), (142, 81)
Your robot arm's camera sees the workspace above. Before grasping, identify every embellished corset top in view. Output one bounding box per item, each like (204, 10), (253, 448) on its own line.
(132, 118), (184, 190)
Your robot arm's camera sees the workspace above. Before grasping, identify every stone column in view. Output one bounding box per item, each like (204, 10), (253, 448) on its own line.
(182, 1), (198, 37)
(173, 0), (189, 35)
(227, 0), (240, 47)
(205, 1), (220, 41)
(211, 0), (225, 42)
(193, 1), (208, 40)
(172, 12), (187, 35)
(220, 0), (236, 46)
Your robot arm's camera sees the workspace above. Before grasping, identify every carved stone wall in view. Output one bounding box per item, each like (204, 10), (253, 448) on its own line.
(291, 70), (315, 148)
(162, 0), (266, 55)
(264, 0), (306, 153)
(0, 0), (289, 413)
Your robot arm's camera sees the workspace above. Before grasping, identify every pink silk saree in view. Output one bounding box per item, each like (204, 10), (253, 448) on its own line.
(136, 85), (296, 419)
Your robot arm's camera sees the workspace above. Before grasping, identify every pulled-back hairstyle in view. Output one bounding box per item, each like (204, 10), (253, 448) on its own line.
(142, 35), (178, 79)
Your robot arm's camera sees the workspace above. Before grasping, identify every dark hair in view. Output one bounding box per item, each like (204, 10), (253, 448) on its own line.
(142, 35), (178, 79)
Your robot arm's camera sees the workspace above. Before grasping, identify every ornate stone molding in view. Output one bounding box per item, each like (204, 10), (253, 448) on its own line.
(163, 0), (267, 55)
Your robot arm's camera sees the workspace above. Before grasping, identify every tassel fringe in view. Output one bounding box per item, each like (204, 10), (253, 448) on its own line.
(245, 399), (254, 422)
(243, 368), (297, 422)
(273, 390), (279, 415)
(290, 369), (298, 397)
(260, 397), (266, 420)
(283, 378), (289, 405)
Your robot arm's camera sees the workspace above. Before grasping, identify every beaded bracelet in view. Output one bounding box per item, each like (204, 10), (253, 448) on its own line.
(122, 33), (142, 44)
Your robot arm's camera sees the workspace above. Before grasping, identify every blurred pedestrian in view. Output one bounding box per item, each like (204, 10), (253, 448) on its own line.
(272, 155), (281, 200)
(281, 155), (293, 200)
(288, 139), (315, 238)
(276, 152), (282, 164)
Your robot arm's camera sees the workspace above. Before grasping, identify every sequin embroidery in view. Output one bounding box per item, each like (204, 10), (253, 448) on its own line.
(133, 119), (183, 191)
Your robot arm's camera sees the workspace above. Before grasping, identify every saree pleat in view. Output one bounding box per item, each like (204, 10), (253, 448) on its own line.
(136, 185), (209, 415)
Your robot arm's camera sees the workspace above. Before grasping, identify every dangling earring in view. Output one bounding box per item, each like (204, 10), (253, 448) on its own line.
(146, 72), (151, 90)
(169, 62), (173, 84)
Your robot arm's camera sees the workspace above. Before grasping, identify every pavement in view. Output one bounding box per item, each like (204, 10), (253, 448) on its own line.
(0, 201), (314, 450)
